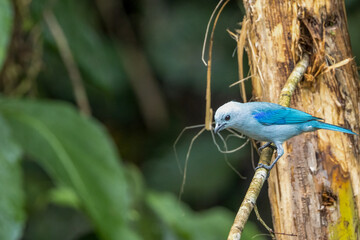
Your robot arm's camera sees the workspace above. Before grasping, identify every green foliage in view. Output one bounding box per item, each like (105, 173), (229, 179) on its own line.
(147, 191), (232, 239)
(0, 0), (13, 71)
(124, 163), (264, 240)
(146, 191), (264, 240)
(0, 115), (25, 240)
(48, 186), (81, 209)
(0, 99), (139, 240)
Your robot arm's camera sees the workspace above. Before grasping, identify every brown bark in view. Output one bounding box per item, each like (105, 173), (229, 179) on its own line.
(243, 0), (360, 239)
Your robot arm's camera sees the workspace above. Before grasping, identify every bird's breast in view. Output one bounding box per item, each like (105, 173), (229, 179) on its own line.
(232, 121), (303, 143)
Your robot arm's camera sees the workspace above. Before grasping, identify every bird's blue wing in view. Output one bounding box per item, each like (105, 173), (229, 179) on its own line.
(252, 107), (321, 125)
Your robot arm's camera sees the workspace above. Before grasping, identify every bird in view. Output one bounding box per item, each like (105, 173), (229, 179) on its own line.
(214, 101), (357, 171)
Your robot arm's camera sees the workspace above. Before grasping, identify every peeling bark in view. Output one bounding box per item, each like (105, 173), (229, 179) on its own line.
(243, 0), (360, 239)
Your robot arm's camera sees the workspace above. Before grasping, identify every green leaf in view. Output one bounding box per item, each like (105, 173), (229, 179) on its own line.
(48, 186), (81, 209)
(146, 191), (264, 240)
(0, 98), (139, 240)
(0, 114), (25, 240)
(0, 0), (13, 71)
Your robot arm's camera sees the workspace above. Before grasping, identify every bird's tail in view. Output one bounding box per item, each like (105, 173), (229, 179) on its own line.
(315, 121), (358, 135)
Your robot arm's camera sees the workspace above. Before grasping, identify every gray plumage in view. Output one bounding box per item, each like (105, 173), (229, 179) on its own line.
(214, 101), (357, 170)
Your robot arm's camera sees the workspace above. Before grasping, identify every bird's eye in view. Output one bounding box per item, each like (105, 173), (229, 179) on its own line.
(225, 115), (231, 121)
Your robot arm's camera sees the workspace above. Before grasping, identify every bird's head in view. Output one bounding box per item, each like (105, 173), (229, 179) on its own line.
(214, 101), (240, 134)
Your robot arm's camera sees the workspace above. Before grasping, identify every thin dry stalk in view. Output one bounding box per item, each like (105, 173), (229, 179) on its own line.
(321, 58), (353, 75)
(179, 127), (206, 199)
(247, 36), (265, 89)
(43, 10), (91, 116)
(173, 124), (205, 174)
(236, 18), (249, 102)
(254, 205), (275, 239)
(229, 75), (253, 88)
(204, 0), (230, 130)
(202, 0), (225, 66)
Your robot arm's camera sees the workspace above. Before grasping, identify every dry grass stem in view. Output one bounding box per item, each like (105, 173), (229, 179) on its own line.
(322, 58), (353, 74)
(229, 75), (253, 88)
(204, 0), (230, 130)
(237, 18), (249, 102)
(202, 0), (225, 66)
(247, 36), (265, 89)
(173, 124), (206, 174)
(254, 205), (275, 239)
(179, 127), (206, 199)
(43, 10), (91, 116)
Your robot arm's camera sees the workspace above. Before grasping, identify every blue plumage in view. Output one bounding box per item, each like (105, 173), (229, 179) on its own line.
(253, 107), (321, 125)
(312, 121), (356, 135)
(214, 101), (357, 171)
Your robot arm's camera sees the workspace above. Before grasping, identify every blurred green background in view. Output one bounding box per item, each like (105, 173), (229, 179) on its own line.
(0, 0), (359, 239)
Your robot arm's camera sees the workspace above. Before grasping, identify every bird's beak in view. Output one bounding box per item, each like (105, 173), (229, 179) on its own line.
(214, 123), (226, 134)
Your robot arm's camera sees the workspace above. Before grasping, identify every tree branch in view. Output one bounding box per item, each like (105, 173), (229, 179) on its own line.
(227, 53), (310, 240)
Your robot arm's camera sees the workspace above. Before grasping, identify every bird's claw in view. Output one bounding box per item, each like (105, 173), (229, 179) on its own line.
(269, 145), (277, 150)
(258, 143), (277, 152)
(255, 163), (272, 171)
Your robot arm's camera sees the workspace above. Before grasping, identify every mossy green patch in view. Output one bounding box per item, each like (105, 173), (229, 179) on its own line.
(329, 171), (359, 240)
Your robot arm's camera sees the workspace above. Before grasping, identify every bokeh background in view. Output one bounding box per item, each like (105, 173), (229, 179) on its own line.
(1, 0), (360, 239)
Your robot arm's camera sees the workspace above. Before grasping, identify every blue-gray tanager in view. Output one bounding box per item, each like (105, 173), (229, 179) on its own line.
(214, 101), (357, 170)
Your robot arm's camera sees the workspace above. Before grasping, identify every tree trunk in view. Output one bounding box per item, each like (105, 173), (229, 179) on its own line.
(243, 0), (360, 239)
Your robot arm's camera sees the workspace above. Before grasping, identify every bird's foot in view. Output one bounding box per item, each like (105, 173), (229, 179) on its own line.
(255, 163), (272, 171)
(268, 145), (277, 150)
(258, 143), (277, 152)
